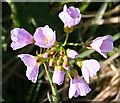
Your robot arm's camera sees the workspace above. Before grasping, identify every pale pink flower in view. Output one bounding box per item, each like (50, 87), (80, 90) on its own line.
(34, 25), (56, 48)
(81, 59), (100, 83)
(90, 35), (114, 58)
(59, 4), (81, 28)
(69, 75), (91, 99)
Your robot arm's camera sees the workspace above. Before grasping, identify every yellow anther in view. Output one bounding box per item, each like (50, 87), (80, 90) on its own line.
(45, 36), (51, 44)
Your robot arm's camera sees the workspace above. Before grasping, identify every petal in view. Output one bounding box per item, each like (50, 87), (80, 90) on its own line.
(78, 77), (91, 96)
(100, 39), (113, 52)
(34, 27), (46, 47)
(10, 28), (33, 50)
(82, 59), (100, 78)
(18, 54), (36, 67)
(26, 65), (39, 83)
(52, 69), (64, 85)
(81, 66), (90, 83)
(74, 92), (79, 98)
(69, 79), (77, 99)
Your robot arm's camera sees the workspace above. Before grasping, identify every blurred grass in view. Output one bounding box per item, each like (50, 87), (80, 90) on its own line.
(2, 2), (120, 102)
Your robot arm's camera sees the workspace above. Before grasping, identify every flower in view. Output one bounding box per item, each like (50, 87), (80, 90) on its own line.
(67, 49), (78, 59)
(69, 75), (91, 99)
(90, 35), (114, 58)
(59, 4), (81, 28)
(34, 25), (56, 48)
(18, 54), (39, 83)
(81, 59), (100, 83)
(52, 66), (64, 85)
(10, 28), (33, 50)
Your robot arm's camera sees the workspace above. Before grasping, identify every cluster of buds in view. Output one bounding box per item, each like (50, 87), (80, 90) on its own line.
(10, 4), (114, 99)
(42, 46), (79, 86)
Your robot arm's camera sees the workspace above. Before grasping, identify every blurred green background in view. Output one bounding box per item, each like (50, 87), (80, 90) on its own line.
(2, 2), (120, 102)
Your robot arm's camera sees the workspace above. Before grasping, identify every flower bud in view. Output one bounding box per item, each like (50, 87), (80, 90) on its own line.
(43, 53), (48, 58)
(63, 55), (69, 62)
(49, 58), (56, 67)
(51, 50), (56, 55)
(63, 61), (70, 70)
(67, 49), (78, 59)
(58, 56), (63, 61)
(57, 60), (63, 66)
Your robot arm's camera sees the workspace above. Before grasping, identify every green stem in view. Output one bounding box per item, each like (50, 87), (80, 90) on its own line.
(43, 63), (60, 102)
(66, 42), (85, 46)
(62, 33), (69, 46)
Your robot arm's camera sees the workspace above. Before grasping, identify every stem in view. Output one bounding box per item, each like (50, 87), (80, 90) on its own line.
(62, 33), (69, 46)
(43, 63), (60, 102)
(66, 42), (85, 46)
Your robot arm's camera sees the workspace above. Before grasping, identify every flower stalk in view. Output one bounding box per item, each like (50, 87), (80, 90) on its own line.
(43, 63), (60, 102)
(62, 33), (69, 46)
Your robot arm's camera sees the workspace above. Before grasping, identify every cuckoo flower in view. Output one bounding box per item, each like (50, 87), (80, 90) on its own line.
(81, 59), (100, 83)
(11, 28), (33, 50)
(59, 4), (81, 28)
(34, 25), (56, 48)
(67, 49), (78, 59)
(69, 75), (91, 99)
(90, 35), (114, 58)
(18, 54), (39, 83)
(52, 66), (64, 85)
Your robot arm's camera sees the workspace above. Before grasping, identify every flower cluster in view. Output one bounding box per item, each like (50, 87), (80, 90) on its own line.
(10, 4), (114, 99)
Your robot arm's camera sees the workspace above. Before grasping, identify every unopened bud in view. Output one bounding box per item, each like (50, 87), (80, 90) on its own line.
(63, 61), (70, 70)
(51, 50), (56, 55)
(49, 58), (56, 67)
(63, 55), (68, 62)
(67, 49), (78, 59)
(59, 50), (65, 56)
(58, 56), (63, 61)
(55, 66), (63, 71)
(43, 53), (48, 58)
(57, 60), (63, 66)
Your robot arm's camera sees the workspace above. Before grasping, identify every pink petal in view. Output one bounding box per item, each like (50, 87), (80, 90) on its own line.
(78, 77), (91, 96)
(18, 54), (36, 67)
(82, 59), (100, 79)
(10, 28), (33, 50)
(69, 79), (77, 99)
(100, 39), (113, 52)
(26, 65), (39, 83)
(52, 69), (64, 85)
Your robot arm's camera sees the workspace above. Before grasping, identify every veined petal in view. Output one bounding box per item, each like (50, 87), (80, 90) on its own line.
(10, 28), (33, 50)
(18, 54), (36, 67)
(34, 25), (56, 48)
(52, 69), (64, 85)
(90, 35), (114, 58)
(58, 4), (81, 27)
(78, 77), (91, 96)
(26, 65), (39, 83)
(69, 79), (77, 99)
(82, 59), (100, 78)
